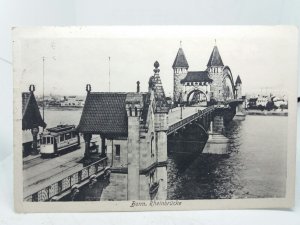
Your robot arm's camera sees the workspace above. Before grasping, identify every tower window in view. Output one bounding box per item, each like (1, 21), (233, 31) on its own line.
(115, 145), (120, 157)
(134, 107), (138, 116)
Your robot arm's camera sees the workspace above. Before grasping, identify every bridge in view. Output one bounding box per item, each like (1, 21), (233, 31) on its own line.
(167, 99), (244, 135)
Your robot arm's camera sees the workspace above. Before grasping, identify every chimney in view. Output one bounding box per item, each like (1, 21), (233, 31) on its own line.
(136, 81), (140, 93)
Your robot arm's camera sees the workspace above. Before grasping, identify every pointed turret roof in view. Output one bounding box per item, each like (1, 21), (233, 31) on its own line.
(22, 91), (46, 130)
(150, 61), (169, 113)
(207, 46), (224, 67)
(172, 48), (189, 68)
(235, 75), (242, 84)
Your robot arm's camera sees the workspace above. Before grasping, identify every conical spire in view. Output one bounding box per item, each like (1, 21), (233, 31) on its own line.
(207, 45), (224, 67)
(150, 61), (169, 113)
(172, 47), (189, 69)
(235, 75), (242, 85)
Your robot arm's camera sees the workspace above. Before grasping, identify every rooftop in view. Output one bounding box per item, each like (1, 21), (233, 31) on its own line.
(172, 47), (189, 69)
(207, 46), (224, 67)
(22, 92), (46, 130)
(181, 71), (213, 84)
(77, 92), (151, 138)
(77, 92), (128, 138)
(236, 75), (242, 84)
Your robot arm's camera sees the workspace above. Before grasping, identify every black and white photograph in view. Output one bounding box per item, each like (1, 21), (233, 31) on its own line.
(13, 26), (297, 212)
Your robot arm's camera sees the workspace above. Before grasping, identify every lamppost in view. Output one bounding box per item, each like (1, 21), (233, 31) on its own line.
(179, 92), (183, 119)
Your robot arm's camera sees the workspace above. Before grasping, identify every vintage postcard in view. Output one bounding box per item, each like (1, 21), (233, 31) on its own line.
(13, 26), (297, 212)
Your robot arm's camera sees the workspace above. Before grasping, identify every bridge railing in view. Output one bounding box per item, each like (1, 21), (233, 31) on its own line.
(223, 99), (244, 104)
(167, 106), (215, 135)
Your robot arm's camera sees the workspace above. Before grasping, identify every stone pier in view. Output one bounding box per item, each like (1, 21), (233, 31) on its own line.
(234, 104), (246, 120)
(202, 116), (229, 154)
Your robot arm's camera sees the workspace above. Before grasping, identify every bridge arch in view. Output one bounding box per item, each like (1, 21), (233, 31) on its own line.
(222, 66), (235, 100)
(186, 89), (208, 106)
(192, 122), (208, 137)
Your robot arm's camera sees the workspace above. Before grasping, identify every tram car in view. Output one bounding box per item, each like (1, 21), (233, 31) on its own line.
(40, 125), (80, 157)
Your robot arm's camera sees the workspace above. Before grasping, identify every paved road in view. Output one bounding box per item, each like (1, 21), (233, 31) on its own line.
(23, 136), (101, 197)
(168, 106), (206, 126)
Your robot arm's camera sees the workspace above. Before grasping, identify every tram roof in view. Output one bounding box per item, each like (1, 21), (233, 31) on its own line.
(47, 125), (76, 133)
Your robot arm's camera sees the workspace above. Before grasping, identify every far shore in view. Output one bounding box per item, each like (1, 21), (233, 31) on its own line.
(244, 109), (288, 116)
(38, 106), (83, 111)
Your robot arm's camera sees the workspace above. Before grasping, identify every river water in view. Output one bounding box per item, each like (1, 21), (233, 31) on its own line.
(42, 108), (287, 200)
(167, 116), (287, 199)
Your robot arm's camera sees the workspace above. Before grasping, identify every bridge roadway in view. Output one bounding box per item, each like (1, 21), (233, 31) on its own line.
(167, 105), (214, 135)
(168, 106), (206, 127)
(167, 99), (243, 134)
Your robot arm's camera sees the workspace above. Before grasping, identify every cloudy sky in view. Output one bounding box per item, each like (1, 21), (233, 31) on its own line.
(15, 27), (298, 97)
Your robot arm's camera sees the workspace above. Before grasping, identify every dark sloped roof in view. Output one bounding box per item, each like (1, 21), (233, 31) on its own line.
(172, 48), (189, 68)
(150, 72), (169, 113)
(181, 71), (213, 83)
(141, 93), (151, 124)
(22, 92), (46, 130)
(77, 93), (128, 138)
(235, 75), (242, 84)
(207, 46), (224, 67)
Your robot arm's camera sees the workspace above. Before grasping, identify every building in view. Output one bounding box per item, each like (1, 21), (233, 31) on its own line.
(61, 96), (85, 107)
(22, 85), (47, 156)
(77, 61), (168, 201)
(248, 97), (258, 109)
(173, 44), (241, 105)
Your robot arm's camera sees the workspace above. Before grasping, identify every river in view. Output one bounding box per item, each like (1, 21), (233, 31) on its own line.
(42, 108), (287, 200)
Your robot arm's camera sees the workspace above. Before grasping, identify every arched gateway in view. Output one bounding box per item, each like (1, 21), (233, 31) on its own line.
(172, 43), (242, 104)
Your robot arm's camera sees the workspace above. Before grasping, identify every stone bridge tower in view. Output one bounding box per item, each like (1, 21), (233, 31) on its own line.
(172, 47), (189, 105)
(207, 45), (224, 102)
(235, 75), (242, 99)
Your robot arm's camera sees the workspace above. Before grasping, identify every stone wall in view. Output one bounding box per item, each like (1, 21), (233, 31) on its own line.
(139, 97), (157, 170)
(209, 67), (224, 101)
(173, 68), (187, 103)
(127, 116), (140, 200)
(139, 174), (150, 200)
(100, 173), (128, 201)
(106, 139), (128, 168)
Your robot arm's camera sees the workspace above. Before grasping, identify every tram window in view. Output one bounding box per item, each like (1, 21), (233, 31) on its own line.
(43, 137), (46, 144)
(72, 132), (77, 138)
(47, 137), (50, 144)
(65, 133), (71, 140)
(51, 137), (53, 144)
(60, 135), (64, 142)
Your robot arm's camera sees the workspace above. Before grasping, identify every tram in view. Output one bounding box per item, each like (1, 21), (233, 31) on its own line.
(40, 125), (80, 157)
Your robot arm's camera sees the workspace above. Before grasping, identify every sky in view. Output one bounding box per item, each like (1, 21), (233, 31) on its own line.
(15, 27), (298, 98)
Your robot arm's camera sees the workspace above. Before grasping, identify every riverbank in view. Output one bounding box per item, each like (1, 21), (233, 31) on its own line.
(244, 110), (288, 116)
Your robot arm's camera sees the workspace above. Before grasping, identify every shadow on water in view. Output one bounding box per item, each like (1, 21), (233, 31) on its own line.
(167, 118), (246, 200)
(167, 152), (234, 200)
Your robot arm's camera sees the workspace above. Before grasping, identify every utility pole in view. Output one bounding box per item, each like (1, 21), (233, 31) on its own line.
(108, 56), (111, 92)
(42, 56), (45, 130)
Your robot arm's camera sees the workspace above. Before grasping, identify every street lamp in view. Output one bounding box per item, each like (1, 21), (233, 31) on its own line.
(179, 92), (183, 119)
